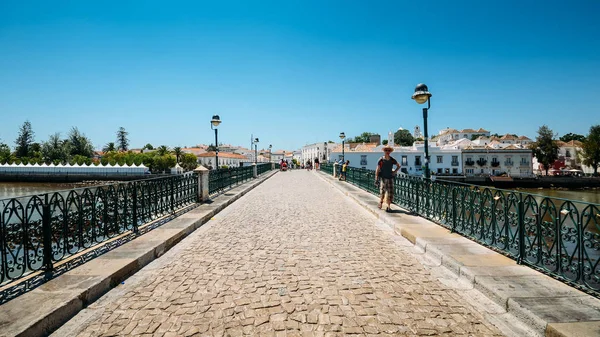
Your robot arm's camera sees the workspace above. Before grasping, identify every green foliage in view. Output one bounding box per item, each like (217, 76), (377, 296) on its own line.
(206, 143), (217, 151)
(347, 132), (376, 143)
(42, 133), (69, 164)
(382, 140), (388, 145)
(67, 127), (94, 157)
(14, 120), (35, 158)
(156, 145), (170, 156)
(560, 133), (586, 143)
(103, 142), (116, 152)
(530, 125), (559, 175)
(180, 153), (198, 171)
(0, 142), (11, 163)
(172, 146), (182, 163)
(153, 154), (176, 173)
(116, 127), (129, 151)
(470, 134), (486, 140)
(70, 155), (92, 165)
(581, 125), (600, 175)
(144, 143), (154, 150)
(394, 129), (414, 146)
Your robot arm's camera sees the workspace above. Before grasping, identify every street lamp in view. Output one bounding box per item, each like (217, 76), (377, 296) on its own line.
(269, 144), (272, 162)
(253, 138), (259, 164)
(210, 115), (221, 170)
(339, 132), (346, 161)
(411, 83), (432, 179)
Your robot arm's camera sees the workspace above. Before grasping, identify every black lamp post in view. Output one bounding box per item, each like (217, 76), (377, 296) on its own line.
(339, 132), (346, 161)
(210, 115), (221, 170)
(253, 138), (259, 164)
(411, 83), (432, 179)
(269, 144), (272, 162)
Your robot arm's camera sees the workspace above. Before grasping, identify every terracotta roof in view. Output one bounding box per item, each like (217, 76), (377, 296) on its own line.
(500, 134), (518, 140)
(517, 136), (531, 140)
(182, 147), (207, 155)
(477, 128), (489, 133)
(461, 128), (478, 133)
(197, 152), (248, 159)
(557, 140), (583, 147)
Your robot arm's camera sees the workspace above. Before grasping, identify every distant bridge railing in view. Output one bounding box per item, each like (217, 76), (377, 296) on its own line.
(0, 174), (197, 295)
(321, 163), (600, 297)
(208, 163), (273, 195)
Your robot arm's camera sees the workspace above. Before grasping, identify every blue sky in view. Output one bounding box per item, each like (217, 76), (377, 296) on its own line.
(1, 0), (599, 152)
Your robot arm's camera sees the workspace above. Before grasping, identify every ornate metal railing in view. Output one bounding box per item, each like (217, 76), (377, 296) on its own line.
(321, 163), (333, 175)
(329, 165), (600, 297)
(208, 163), (273, 195)
(0, 174), (198, 288)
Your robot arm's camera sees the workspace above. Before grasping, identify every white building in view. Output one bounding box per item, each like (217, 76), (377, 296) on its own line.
(196, 152), (249, 169)
(437, 128), (490, 145)
(302, 142), (336, 165)
(462, 146), (533, 177)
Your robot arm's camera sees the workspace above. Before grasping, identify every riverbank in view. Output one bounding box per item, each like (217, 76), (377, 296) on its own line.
(438, 176), (600, 189)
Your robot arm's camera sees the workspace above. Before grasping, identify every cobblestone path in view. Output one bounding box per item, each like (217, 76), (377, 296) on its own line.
(63, 171), (503, 336)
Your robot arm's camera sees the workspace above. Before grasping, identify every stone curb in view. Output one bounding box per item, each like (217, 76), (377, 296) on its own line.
(0, 171), (278, 337)
(315, 171), (600, 337)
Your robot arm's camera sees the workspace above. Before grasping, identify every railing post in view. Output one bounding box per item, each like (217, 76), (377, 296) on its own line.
(194, 166), (210, 202)
(333, 162), (338, 178)
(42, 194), (53, 271)
(132, 183), (139, 233)
(170, 177), (175, 214)
(517, 192), (526, 264)
(451, 188), (457, 233)
(415, 180), (420, 215)
(252, 163), (258, 178)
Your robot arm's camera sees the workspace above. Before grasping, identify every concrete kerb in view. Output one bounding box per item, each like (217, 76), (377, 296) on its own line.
(0, 170), (278, 337)
(315, 171), (600, 337)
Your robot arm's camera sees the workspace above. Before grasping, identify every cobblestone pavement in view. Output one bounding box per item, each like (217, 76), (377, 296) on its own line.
(63, 171), (504, 336)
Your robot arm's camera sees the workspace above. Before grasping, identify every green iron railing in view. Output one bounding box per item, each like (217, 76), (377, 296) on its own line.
(322, 163), (600, 297)
(208, 163), (273, 195)
(0, 174), (198, 297)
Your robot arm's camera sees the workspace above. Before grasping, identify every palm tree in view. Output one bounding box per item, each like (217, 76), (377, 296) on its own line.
(103, 142), (116, 152)
(173, 146), (182, 163)
(156, 145), (169, 156)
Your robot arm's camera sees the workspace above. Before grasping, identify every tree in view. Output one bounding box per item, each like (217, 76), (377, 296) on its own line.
(116, 127), (129, 152)
(103, 142), (116, 152)
(173, 146), (182, 163)
(206, 143), (217, 151)
(0, 142), (11, 163)
(156, 145), (170, 156)
(14, 121), (35, 158)
(470, 134), (486, 141)
(530, 125), (559, 176)
(347, 132), (376, 143)
(180, 153), (198, 171)
(42, 133), (69, 163)
(67, 127), (94, 158)
(382, 140), (388, 145)
(560, 133), (586, 143)
(394, 129), (415, 146)
(144, 143), (154, 150)
(581, 125), (600, 175)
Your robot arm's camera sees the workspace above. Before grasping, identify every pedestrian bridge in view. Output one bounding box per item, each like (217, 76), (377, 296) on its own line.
(1, 169), (600, 337)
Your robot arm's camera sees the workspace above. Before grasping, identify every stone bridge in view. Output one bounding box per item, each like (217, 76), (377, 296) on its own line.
(1, 170), (599, 337)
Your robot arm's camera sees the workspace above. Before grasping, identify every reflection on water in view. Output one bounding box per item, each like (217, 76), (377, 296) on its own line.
(0, 182), (81, 200)
(515, 188), (600, 204)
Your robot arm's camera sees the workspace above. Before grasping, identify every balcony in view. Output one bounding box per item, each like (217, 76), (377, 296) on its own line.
(504, 161), (514, 167)
(465, 160), (475, 166)
(520, 161), (529, 167)
(476, 159), (487, 166)
(490, 161), (500, 167)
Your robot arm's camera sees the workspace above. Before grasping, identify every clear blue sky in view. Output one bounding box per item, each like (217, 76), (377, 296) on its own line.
(1, 0), (599, 151)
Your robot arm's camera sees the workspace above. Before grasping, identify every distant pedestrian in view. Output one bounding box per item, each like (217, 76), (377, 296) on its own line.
(337, 158), (344, 177)
(375, 145), (400, 212)
(339, 160), (349, 181)
(314, 158), (320, 170)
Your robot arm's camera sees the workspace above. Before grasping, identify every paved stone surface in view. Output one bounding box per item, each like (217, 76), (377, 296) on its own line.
(56, 171), (504, 336)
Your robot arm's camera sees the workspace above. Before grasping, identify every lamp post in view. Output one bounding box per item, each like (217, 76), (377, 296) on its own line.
(210, 115), (221, 170)
(269, 144), (272, 162)
(411, 83), (432, 179)
(253, 138), (259, 164)
(339, 132), (346, 162)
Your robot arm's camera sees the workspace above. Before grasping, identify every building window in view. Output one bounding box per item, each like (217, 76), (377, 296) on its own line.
(415, 156), (421, 166)
(360, 155), (367, 166)
(452, 168), (458, 174)
(466, 168), (474, 174)
(437, 156), (443, 163)
(437, 168), (442, 174)
(401, 156), (408, 165)
(566, 150), (571, 158)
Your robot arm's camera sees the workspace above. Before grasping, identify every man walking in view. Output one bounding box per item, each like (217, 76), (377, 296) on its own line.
(375, 145), (401, 212)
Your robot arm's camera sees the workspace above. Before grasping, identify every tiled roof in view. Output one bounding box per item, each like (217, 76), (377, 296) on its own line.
(197, 152), (248, 159)
(500, 134), (518, 140)
(518, 136), (531, 140)
(461, 128), (478, 133)
(556, 140), (583, 147)
(477, 128), (489, 133)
